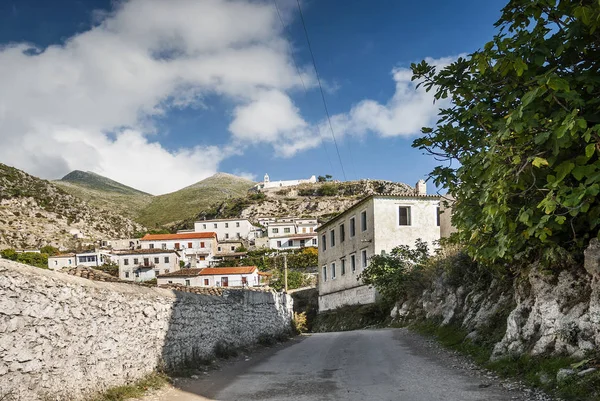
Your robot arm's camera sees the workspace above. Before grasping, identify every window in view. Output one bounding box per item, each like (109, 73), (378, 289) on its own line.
(124, 258), (129, 266)
(133, 258), (139, 265)
(322, 266), (327, 282)
(161, 243), (167, 250)
(144, 258), (150, 266)
(225, 223), (229, 228)
(331, 263), (336, 279)
(312, 238), (317, 245)
(218, 246), (222, 252)
(436, 207), (441, 227)
(284, 227), (291, 233)
(164, 256), (170, 263)
(185, 279), (190, 286)
(225, 233), (229, 239)
(168, 280), (173, 284)
(362, 250), (368, 268)
(310, 227), (314, 232)
(174, 242), (180, 249)
(288, 240), (294, 247)
(231, 246), (235, 251)
(188, 242), (193, 248)
(125, 272), (129, 278)
(272, 228), (279, 234)
(330, 230), (335, 247)
(321, 234), (326, 251)
(399, 206), (411, 226)
(135, 272), (140, 278)
(154, 257), (159, 264)
(200, 242), (205, 248)
(204, 278), (209, 286)
(361, 211), (367, 231)
(214, 223), (218, 228)
(68, 259), (72, 265)
(351, 254), (356, 272)
(203, 224), (207, 229)
(149, 244), (154, 249)
(236, 232), (240, 238)
(341, 259), (346, 275)
(199, 256), (206, 261)
(277, 241), (282, 247)
(340, 224), (345, 242)
(302, 227), (306, 233)
(350, 217), (356, 237)
(236, 222), (240, 227)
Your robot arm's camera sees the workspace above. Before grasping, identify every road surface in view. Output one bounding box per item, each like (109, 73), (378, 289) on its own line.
(146, 328), (541, 401)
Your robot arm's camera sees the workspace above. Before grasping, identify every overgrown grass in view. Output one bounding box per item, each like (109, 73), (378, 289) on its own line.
(88, 372), (169, 401)
(313, 302), (390, 332)
(408, 319), (600, 401)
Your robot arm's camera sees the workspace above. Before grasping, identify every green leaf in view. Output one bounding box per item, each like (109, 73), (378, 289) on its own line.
(555, 216), (567, 225)
(547, 77), (570, 92)
(586, 144), (596, 158)
(555, 161), (575, 182)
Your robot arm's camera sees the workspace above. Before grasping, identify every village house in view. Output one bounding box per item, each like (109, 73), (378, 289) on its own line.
(157, 266), (260, 288)
(112, 249), (181, 282)
(192, 218), (260, 241)
(268, 233), (318, 250)
(74, 250), (115, 268)
(100, 238), (141, 250)
(140, 232), (217, 268)
(317, 181), (441, 312)
(47, 253), (76, 270)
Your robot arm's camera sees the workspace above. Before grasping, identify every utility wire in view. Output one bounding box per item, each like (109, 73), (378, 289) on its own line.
(294, 0), (347, 181)
(272, 0), (336, 176)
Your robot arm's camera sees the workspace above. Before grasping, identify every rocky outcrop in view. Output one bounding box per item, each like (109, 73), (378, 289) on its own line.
(391, 243), (600, 360)
(0, 259), (293, 400)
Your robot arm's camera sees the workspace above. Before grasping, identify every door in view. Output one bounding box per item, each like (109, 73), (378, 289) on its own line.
(221, 277), (229, 287)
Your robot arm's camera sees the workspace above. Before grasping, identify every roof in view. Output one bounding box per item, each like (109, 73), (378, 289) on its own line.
(157, 268), (204, 278)
(112, 249), (180, 256)
(199, 266), (257, 275)
(140, 232), (217, 241)
(317, 193), (441, 231)
(49, 253), (75, 258)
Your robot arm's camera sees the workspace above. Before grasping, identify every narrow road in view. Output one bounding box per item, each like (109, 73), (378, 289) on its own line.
(147, 328), (539, 401)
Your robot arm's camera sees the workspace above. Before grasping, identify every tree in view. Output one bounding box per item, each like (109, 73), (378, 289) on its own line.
(40, 245), (59, 256)
(411, 0), (600, 265)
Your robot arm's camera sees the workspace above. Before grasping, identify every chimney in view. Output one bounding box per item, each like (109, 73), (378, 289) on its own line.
(416, 180), (427, 196)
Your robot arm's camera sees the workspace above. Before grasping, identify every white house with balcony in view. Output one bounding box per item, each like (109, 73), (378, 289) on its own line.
(269, 233), (318, 250)
(74, 250), (115, 268)
(317, 183), (441, 312)
(140, 232), (217, 268)
(192, 218), (260, 241)
(113, 249), (181, 282)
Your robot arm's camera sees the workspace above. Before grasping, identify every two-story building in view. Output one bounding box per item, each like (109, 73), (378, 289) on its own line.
(140, 232), (217, 267)
(113, 249), (181, 282)
(192, 218), (260, 241)
(317, 186), (441, 312)
(268, 233), (318, 250)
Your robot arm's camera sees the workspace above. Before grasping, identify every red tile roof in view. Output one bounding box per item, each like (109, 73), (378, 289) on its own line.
(199, 266), (257, 275)
(141, 232), (217, 241)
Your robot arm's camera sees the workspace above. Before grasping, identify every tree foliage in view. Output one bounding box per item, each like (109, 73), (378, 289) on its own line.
(1, 249), (48, 269)
(412, 0), (600, 265)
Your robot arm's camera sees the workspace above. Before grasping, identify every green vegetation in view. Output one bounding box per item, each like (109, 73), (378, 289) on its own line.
(1, 249), (48, 269)
(412, 1), (600, 266)
(59, 171), (150, 196)
(88, 372), (169, 401)
(312, 303), (390, 333)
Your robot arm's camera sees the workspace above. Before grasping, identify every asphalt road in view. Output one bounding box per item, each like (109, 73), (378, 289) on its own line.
(147, 328), (534, 401)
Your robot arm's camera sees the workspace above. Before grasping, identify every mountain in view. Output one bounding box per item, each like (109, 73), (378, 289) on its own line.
(54, 171), (152, 220)
(0, 163), (144, 250)
(135, 173), (256, 227)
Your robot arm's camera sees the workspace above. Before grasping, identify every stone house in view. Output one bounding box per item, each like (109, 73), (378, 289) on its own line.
(157, 266), (259, 288)
(47, 253), (76, 270)
(112, 249), (181, 282)
(140, 232), (217, 268)
(317, 186), (441, 312)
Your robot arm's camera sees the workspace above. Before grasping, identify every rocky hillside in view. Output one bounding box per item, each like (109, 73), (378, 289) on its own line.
(135, 172), (256, 227)
(175, 179), (417, 229)
(0, 164), (144, 250)
(54, 171), (153, 220)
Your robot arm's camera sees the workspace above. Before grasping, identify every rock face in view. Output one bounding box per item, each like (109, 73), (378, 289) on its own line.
(391, 243), (600, 360)
(0, 259), (293, 400)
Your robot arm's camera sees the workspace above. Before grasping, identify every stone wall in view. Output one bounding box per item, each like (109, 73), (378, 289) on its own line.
(0, 259), (293, 401)
(391, 241), (600, 360)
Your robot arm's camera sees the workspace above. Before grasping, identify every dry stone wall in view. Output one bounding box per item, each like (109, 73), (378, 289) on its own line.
(0, 259), (293, 401)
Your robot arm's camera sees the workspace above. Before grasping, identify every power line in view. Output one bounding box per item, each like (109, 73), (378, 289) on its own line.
(294, 0), (347, 181)
(272, 0), (336, 176)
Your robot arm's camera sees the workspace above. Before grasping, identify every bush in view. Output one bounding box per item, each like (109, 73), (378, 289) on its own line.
(293, 312), (308, 334)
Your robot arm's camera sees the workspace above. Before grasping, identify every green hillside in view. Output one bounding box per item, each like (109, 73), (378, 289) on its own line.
(136, 173), (255, 228)
(53, 171), (153, 220)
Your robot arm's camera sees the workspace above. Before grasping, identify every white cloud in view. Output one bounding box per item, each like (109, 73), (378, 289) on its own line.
(0, 0), (311, 194)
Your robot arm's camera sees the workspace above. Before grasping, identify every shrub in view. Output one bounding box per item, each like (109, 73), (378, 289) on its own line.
(293, 312), (308, 334)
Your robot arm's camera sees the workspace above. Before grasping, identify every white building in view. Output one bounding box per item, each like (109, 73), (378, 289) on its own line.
(74, 251), (115, 268)
(113, 249), (181, 282)
(47, 253), (76, 270)
(157, 266), (259, 288)
(192, 219), (260, 241)
(253, 173), (317, 191)
(100, 238), (141, 250)
(140, 232), (217, 268)
(317, 190), (441, 312)
(268, 233), (318, 250)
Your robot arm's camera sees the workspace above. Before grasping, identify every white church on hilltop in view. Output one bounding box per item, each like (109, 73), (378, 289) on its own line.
(253, 173), (317, 191)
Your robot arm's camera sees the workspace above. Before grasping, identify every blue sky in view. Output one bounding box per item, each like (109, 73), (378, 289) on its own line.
(0, 0), (506, 194)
